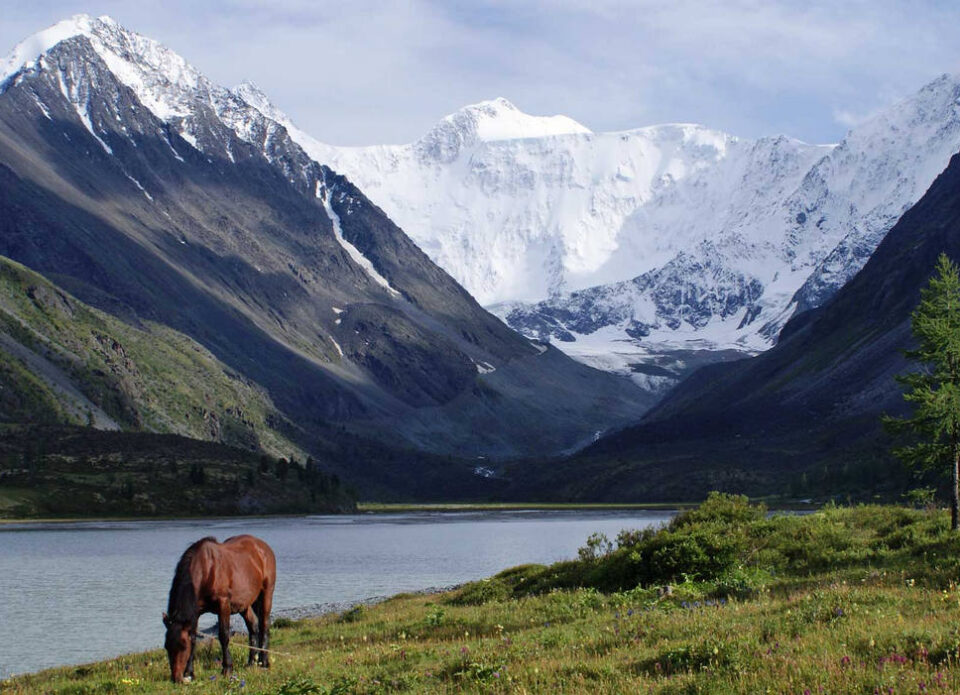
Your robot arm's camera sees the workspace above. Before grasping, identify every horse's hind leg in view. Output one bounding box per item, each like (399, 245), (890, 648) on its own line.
(256, 584), (274, 668)
(242, 606), (258, 667)
(217, 605), (233, 677)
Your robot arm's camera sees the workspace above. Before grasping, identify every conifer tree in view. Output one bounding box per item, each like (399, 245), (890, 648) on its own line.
(889, 253), (960, 530)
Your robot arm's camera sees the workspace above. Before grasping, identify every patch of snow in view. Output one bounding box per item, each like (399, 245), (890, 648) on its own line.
(317, 178), (400, 298)
(124, 173), (153, 201)
(179, 129), (198, 150)
(31, 91), (51, 119)
(77, 101), (112, 154)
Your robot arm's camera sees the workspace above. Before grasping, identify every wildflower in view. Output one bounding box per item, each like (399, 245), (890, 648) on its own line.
(493, 672), (500, 678)
(239, 680), (246, 688)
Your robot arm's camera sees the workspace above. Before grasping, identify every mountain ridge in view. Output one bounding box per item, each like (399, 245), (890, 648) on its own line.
(0, 15), (651, 465)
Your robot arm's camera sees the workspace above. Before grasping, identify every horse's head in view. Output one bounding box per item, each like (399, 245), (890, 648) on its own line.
(162, 612), (193, 683)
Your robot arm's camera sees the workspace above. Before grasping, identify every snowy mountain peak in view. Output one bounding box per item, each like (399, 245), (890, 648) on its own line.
(454, 97), (591, 141)
(232, 80), (291, 126)
(414, 97), (591, 162)
(0, 14), (98, 86)
(0, 14), (207, 120)
(0, 15), (308, 170)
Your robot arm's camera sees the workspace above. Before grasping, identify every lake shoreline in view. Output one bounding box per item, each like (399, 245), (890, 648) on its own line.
(0, 498), (820, 524)
(0, 503), (688, 524)
(2, 508), (678, 678)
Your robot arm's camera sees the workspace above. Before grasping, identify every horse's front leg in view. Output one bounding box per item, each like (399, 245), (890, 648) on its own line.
(241, 607), (258, 667)
(184, 619), (198, 681)
(218, 606), (233, 677)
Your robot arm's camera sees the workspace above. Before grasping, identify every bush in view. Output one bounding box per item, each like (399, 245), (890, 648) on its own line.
(668, 492), (766, 530)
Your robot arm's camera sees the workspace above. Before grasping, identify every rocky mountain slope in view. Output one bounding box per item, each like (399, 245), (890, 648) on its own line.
(0, 15), (650, 463)
(505, 151), (960, 501)
(283, 76), (960, 394)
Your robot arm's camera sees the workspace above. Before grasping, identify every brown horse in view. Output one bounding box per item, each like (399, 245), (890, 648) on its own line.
(162, 535), (276, 683)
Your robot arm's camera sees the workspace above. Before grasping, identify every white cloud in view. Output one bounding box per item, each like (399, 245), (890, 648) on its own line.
(0, 0), (959, 144)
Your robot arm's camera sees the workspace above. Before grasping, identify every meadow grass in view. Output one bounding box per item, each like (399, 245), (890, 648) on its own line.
(7, 496), (960, 694)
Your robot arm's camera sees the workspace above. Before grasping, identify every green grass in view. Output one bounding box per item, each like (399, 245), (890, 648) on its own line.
(9, 496), (960, 693)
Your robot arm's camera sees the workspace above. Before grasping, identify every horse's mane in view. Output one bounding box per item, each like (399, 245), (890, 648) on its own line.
(166, 536), (217, 625)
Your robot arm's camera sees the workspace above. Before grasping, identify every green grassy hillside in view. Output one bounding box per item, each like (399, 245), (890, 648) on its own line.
(0, 255), (301, 458)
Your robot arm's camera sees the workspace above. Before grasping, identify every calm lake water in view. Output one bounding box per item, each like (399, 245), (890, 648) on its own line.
(0, 509), (674, 678)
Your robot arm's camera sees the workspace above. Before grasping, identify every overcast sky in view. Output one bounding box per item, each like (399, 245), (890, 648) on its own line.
(2, 0), (959, 146)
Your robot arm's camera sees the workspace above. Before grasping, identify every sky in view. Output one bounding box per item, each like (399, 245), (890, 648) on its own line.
(1, 0), (959, 146)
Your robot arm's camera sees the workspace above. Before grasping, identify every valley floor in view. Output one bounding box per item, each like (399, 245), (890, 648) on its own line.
(6, 499), (960, 694)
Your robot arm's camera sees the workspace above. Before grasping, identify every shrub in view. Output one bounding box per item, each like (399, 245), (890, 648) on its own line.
(668, 492), (766, 530)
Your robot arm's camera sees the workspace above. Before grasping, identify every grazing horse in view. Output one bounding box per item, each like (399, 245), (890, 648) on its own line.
(162, 535), (276, 683)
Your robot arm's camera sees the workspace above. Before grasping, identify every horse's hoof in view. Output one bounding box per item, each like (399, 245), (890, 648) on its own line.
(182, 676), (193, 683)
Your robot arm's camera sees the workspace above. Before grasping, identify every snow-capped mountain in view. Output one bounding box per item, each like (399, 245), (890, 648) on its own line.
(0, 15), (652, 459)
(285, 105), (742, 306)
(10, 16), (960, 401)
(0, 15), (326, 192)
(258, 75), (960, 392)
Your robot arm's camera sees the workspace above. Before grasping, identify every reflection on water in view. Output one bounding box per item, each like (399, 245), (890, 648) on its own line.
(0, 510), (674, 677)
